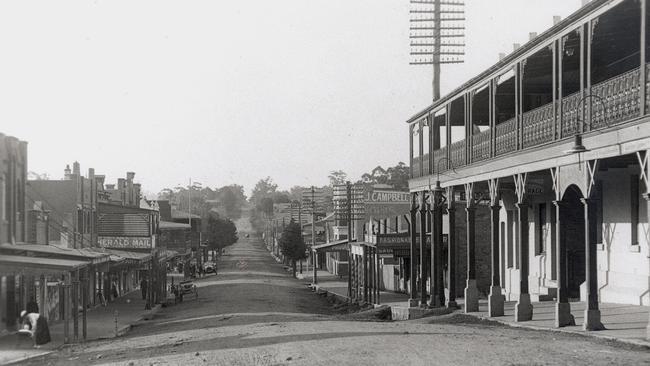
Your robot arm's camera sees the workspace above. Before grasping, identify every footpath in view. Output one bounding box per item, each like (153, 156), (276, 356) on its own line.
(0, 289), (160, 365)
(293, 265), (650, 348)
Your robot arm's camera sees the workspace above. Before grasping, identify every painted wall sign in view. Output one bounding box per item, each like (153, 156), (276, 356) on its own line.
(98, 236), (152, 249)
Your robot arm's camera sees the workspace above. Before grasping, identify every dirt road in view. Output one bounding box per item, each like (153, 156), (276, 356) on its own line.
(19, 236), (650, 366)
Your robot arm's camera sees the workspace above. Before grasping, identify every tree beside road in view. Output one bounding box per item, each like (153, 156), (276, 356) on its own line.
(278, 221), (307, 278)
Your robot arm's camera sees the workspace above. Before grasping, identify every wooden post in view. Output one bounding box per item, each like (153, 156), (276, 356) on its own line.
(446, 186), (458, 309)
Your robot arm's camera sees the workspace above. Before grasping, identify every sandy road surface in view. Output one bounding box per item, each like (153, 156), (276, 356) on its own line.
(19, 236), (650, 366)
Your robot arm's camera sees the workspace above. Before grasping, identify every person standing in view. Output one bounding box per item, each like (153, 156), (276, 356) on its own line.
(140, 278), (148, 300)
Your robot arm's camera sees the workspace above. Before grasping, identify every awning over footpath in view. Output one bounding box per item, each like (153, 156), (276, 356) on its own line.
(312, 239), (355, 253)
(0, 243), (110, 265)
(97, 248), (152, 266)
(0, 254), (89, 276)
(159, 221), (191, 230)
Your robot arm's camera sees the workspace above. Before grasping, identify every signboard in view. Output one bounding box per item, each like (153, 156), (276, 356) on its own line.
(98, 236), (152, 249)
(375, 233), (446, 258)
(334, 185), (409, 220)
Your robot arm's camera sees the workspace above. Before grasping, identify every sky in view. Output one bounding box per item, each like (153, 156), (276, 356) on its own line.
(0, 0), (583, 198)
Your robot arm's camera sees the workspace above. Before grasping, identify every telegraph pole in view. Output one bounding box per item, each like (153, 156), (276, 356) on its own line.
(346, 182), (353, 297)
(410, 0), (466, 101)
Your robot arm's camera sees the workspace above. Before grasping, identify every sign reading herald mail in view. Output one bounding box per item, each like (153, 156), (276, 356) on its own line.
(98, 236), (152, 249)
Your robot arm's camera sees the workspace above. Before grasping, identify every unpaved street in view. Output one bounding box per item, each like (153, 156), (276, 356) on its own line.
(20, 237), (650, 366)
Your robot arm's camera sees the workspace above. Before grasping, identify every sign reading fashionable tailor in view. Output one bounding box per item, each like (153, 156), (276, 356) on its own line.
(375, 233), (446, 257)
(98, 236), (152, 249)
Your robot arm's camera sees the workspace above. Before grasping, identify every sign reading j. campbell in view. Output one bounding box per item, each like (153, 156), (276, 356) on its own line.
(98, 236), (152, 249)
(365, 189), (410, 219)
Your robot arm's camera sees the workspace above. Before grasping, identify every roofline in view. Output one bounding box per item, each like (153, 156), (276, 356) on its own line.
(405, 0), (608, 124)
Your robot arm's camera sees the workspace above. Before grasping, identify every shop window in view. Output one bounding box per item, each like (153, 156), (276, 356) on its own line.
(506, 210), (514, 268)
(631, 174), (640, 246)
(1, 176), (5, 221)
(535, 203), (547, 255)
(495, 69), (516, 124)
(591, 0), (641, 85)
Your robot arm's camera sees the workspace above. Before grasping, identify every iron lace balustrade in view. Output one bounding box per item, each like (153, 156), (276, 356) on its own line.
(591, 67), (641, 130)
(422, 153), (430, 176)
(432, 146), (448, 173)
(495, 117), (517, 156)
(561, 92), (581, 137)
(471, 129), (491, 162)
(522, 102), (554, 148)
(449, 140), (466, 169)
(412, 155), (422, 178)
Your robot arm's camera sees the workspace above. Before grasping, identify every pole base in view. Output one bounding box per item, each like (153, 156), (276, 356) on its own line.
(464, 279), (479, 313)
(583, 309), (605, 331)
(554, 302), (575, 327)
(487, 286), (505, 317)
(514, 293), (533, 322)
(446, 300), (460, 309)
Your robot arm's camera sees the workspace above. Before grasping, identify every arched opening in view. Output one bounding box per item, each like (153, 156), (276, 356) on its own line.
(561, 185), (585, 299)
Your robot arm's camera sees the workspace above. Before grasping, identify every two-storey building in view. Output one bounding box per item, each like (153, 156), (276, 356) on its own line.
(407, 0), (650, 332)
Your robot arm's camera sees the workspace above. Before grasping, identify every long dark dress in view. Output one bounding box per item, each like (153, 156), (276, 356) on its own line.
(34, 316), (51, 345)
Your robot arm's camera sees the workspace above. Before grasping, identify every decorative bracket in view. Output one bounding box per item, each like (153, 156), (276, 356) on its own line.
(550, 167), (560, 201)
(637, 151), (650, 195)
(446, 186), (455, 210)
(488, 178), (500, 207)
(585, 159), (599, 199)
(464, 182), (484, 208)
(513, 172), (528, 204)
(410, 192), (419, 212)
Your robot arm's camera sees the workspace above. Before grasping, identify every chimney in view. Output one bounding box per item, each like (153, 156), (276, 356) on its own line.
(134, 183), (142, 205)
(553, 16), (562, 25)
(88, 168), (95, 205)
(513, 43), (521, 51)
(73, 161), (80, 176)
(529, 32), (537, 41)
(64, 164), (71, 180)
(126, 173), (134, 205)
(499, 52), (506, 61)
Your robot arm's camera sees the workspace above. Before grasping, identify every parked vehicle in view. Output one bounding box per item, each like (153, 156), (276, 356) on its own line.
(203, 261), (216, 273)
(179, 279), (198, 300)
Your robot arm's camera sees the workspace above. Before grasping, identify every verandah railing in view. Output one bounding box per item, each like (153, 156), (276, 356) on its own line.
(414, 63), (647, 178)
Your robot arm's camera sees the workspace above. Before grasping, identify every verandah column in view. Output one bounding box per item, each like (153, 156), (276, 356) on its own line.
(582, 197), (604, 330)
(463, 183), (479, 313)
(554, 200), (575, 327)
(514, 173), (533, 322)
(363, 245), (368, 303)
(446, 186), (458, 309)
(408, 193), (419, 307)
(312, 250), (318, 285)
(419, 192), (428, 307)
(488, 178), (504, 317)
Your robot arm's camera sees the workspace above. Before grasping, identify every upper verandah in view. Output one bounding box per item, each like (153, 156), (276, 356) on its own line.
(406, 0), (615, 125)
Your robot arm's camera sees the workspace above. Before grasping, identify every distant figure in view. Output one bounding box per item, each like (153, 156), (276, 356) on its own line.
(140, 278), (148, 300)
(96, 290), (107, 307)
(111, 281), (119, 300)
(20, 310), (50, 347)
